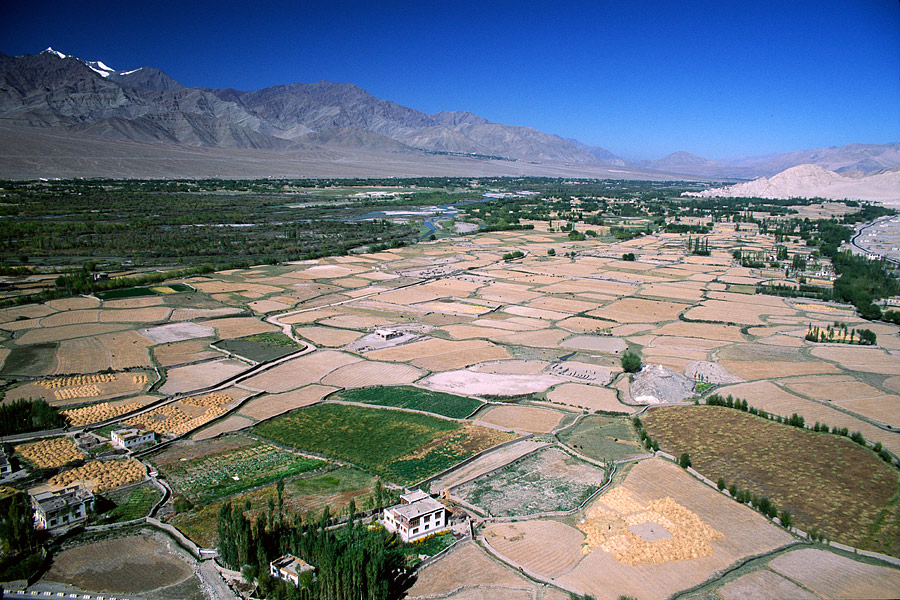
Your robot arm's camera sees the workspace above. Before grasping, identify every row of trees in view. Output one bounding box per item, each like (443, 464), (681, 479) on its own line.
(216, 483), (412, 600)
(0, 398), (67, 436)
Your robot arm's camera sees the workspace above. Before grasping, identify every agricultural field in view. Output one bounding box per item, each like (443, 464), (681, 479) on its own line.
(213, 331), (302, 363)
(558, 414), (645, 462)
(3, 185), (900, 598)
(48, 458), (145, 492)
(334, 385), (483, 418)
(252, 403), (460, 476)
(170, 466), (377, 547)
(154, 440), (325, 504)
(454, 446), (606, 516)
(642, 405), (900, 556)
(14, 436), (83, 468)
(99, 481), (163, 523)
(253, 403), (514, 485)
(41, 529), (203, 599)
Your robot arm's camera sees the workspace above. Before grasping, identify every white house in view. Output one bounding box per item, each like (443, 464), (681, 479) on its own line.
(110, 427), (155, 450)
(382, 490), (447, 543)
(269, 554), (315, 587)
(30, 485), (94, 530)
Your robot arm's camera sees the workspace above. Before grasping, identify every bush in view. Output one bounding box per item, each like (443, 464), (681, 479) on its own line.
(622, 253), (636, 261)
(678, 452), (691, 469)
(717, 477), (725, 491)
(621, 351), (642, 373)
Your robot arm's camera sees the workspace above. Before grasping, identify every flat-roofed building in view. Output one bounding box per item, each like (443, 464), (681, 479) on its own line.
(30, 485), (94, 530)
(110, 427), (155, 450)
(382, 490), (447, 543)
(270, 554), (315, 587)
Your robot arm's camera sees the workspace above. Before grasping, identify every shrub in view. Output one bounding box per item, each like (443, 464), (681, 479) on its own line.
(621, 351), (642, 373)
(678, 452), (691, 469)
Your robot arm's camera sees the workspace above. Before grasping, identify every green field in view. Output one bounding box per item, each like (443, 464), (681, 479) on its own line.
(0, 342), (58, 377)
(156, 442), (326, 505)
(253, 403), (463, 482)
(170, 466), (380, 547)
(101, 482), (163, 522)
(214, 332), (301, 363)
(643, 405), (900, 557)
(558, 415), (644, 462)
(95, 287), (159, 299)
(336, 386), (483, 419)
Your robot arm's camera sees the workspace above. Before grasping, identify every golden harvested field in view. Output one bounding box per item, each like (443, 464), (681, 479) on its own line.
(551, 459), (793, 600)
(248, 299), (293, 313)
(63, 401), (143, 426)
(768, 548), (900, 599)
(477, 405), (564, 433)
(833, 395), (900, 428)
(14, 323), (131, 345)
(471, 360), (549, 374)
(0, 303), (56, 324)
(102, 296), (165, 308)
(48, 458), (145, 492)
(39, 309), (100, 327)
(320, 360), (424, 388)
(367, 337), (506, 365)
(811, 346), (900, 375)
(546, 383), (633, 413)
(46, 297), (101, 311)
(52, 337), (108, 374)
(238, 385), (338, 421)
(241, 350), (361, 392)
(205, 316), (279, 338)
(15, 437), (83, 468)
(152, 338), (221, 367)
(483, 520), (586, 578)
(292, 325), (363, 347)
(128, 392), (235, 436)
(717, 569), (818, 600)
(589, 298), (687, 323)
(158, 358), (248, 395)
(782, 377), (883, 401)
(718, 359), (838, 380)
(98, 307), (172, 323)
(96, 330), (155, 370)
(192, 414), (256, 440)
(6, 371), (152, 405)
(682, 300), (773, 325)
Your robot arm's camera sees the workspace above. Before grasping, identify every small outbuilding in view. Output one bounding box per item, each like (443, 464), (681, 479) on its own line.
(270, 554), (315, 587)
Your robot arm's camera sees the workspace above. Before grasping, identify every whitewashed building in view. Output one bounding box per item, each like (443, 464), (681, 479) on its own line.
(382, 490), (447, 543)
(270, 554), (315, 586)
(30, 485), (94, 530)
(110, 427), (155, 450)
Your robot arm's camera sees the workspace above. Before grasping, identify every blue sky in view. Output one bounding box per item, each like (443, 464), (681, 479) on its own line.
(3, 0), (898, 160)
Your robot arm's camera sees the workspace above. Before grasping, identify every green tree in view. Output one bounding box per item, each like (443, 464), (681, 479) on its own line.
(678, 452), (691, 469)
(621, 351), (642, 373)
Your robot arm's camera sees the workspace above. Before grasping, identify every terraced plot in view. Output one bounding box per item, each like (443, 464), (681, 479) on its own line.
(643, 405), (900, 556)
(454, 446), (605, 516)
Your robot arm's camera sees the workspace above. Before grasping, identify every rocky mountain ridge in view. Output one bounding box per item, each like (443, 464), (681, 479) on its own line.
(1, 48), (897, 179)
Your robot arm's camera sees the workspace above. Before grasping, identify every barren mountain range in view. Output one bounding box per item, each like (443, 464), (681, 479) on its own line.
(1, 48), (897, 180)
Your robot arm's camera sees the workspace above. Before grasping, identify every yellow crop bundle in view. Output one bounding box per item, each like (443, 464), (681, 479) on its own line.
(15, 437), (83, 468)
(63, 402), (142, 426)
(48, 458), (145, 492)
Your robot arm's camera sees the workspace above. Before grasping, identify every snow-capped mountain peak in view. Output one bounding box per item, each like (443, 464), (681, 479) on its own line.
(41, 47), (69, 59)
(40, 47), (118, 77)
